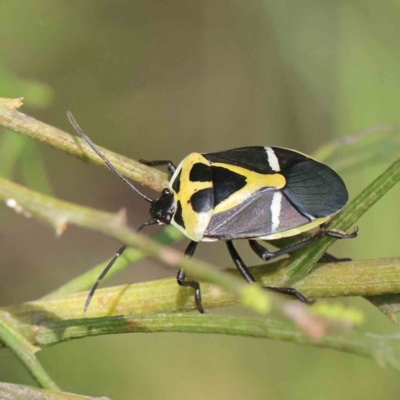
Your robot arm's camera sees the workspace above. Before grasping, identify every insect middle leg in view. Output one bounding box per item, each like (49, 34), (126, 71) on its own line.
(177, 240), (204, 313)
(139, 159), (177, 176)
(226, 241), (256, 284)
(226, 241), (310, 303)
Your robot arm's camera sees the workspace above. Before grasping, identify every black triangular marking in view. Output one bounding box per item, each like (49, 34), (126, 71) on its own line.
(212, 166), (247, 207)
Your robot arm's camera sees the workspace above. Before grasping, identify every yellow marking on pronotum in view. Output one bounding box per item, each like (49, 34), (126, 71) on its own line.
(171, 153), (213, 241)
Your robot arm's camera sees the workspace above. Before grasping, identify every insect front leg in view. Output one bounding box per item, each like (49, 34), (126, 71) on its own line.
(177, 241), (204, 313)
(139, 159), (177, 176)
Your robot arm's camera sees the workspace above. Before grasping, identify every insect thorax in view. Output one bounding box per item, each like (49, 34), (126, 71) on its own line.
(169, 153), (214, 241)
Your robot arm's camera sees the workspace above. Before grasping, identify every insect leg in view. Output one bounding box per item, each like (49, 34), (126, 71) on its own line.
(177, 241), (204, 313)
(226, 241), (256, 283)
(226, 241), (311, 304)
(249, 226), (358, 261)
(249, 237), (321, 261)
(319, 228), (357, 262)
(320, 253), (351, 263)
(139, 159), (177, 175)
(84, 244), (127, 312)
(84, 219), (159, 312)
(265, 287), (312, 303)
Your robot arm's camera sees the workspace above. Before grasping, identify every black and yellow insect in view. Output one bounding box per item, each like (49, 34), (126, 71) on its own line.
(67, 112), (357, 313)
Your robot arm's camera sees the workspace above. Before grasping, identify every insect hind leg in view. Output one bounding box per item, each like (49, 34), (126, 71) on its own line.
(249, 226), (358, 262)
(320, 253), (352, 263)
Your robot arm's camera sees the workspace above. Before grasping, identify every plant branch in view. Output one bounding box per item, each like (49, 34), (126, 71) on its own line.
(0, 97), (168, 191)
(3, 305), (400, 372)
(0, 311), (59, 390)
(276, 156), (400, 285)
(36, 314), (400, 372)
(0, 176), (270, 314)
(1, 260), (400, 371)
(1, 98), (400, 375)
(43, 226), (183, 298)
(312, 123), (400, 162)
(2, 96), (399, 299)
(0, 382), (109, 400)
(2, 257), (400, 329)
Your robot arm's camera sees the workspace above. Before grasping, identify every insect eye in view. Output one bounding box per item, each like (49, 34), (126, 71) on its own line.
(162, 188), (171, 196)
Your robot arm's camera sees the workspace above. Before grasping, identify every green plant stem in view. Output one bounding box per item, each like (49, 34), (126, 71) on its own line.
(279, 156), (400, 285)
(1, 98), (400, 375)
(0, 97), (168, 191)
(3, 257), (400, 327)
(0, 176), (270, 314)
(312, 123), (400, 162)
(258, 257), (400, 298)
(38, 314), (400, 372)
(0, 312), (60, 390)
(1, 164), (400, 314)
(4, 310), (400, 372)
(2, 96), (399, 301)
(0, 382), (108, 400)
(2, 259), (400, 372)
(3, 170), (400, 315)
(44, 226), (183, 298)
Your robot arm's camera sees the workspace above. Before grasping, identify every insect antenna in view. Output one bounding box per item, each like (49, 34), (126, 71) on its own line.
(67, 111), (153, 203)
(66, 112), (160, 310)
(84, 218), (159, 312)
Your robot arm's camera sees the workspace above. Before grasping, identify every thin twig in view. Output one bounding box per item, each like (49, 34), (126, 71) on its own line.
(0, 97), (168, 191)
(1, 256), (400, 328)
(1, 97), (400, 376)
(3, 307), (400, 372)
(276, 156), (400, 285)
(0, 176), (270, 314)
(0, 382), (108, 400)
(43, 226), (183, 299)
(313, 123), (400, 162)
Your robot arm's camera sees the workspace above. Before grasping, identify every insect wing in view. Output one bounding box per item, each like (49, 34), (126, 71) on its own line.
(202, 146), (348, 240)
(204, 146), (285, 174)
(282, 158), (348, 219)
(204, 187), (311, 240)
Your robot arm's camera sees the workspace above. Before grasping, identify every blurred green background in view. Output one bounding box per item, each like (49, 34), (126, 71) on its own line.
(1, 1), (400, 399)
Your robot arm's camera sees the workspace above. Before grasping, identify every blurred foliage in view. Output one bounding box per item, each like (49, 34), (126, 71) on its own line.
(314, 125), (400, 174)
(0, 58), (53, 193)
(0, 61), (53, 109)
(311, 301), (365, 326)
(1, 1), (400, 399)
